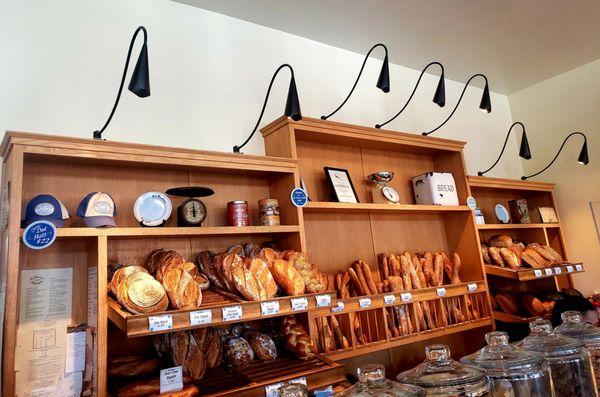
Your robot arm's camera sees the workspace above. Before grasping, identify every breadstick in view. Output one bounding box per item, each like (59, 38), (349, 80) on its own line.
(347, 268), (365, 296)
(353, 262), (371, 295)
(361, 261), (378, 295)
(379, 254), (389, 281)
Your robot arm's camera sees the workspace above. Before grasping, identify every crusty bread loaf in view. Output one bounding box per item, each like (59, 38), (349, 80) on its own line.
(118, 271), (168, 314)
(489, 234), (514, 248)
(270, 259), (305, 296)
(508, 244), (523, 262)
(481, 245), (491, 264)
(531, 245), (562, 264)
(499, 247), (520, 269)
(108, 357), (160, 377)
(246, 257), (278, 299)
(495, 293), (519, 314)
(117, 377), (194, 397)
(162, 268), (202, 309)
(289, 252), (324, 293)
(225, 337), (254, 367)
(488, 247), (505, 267)
(522, 248), (549, 268)
(110, 265), (147, 297)
(222, 253), (244, 292)
(231, 265), (264, 301)
(150, 385), (200, 397)
(247, 332), (277, 360)
(520, 293), (546, 317)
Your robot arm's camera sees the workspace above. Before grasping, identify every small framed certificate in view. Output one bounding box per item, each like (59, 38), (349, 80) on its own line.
(324, 167), (359, 203)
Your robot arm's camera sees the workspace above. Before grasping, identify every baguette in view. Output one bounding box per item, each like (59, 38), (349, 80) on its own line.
(330, 315), (350, 348)
(389, 254), (401, 276)
(360, 261), (378, 296)
(399, 254), (413, 290)
(109, 358), (160, 377)
(379, 254), (390, 280)
(386, 309), (400, 338)
(347, 268), (365, 296)
(353, 262), (371, 295)
(434, 253), (445, 285)
(315, 317), (326, 352)
(151, 385), (200, 397)
(451, 253), (462, 284)
(323, 317), (336, 351)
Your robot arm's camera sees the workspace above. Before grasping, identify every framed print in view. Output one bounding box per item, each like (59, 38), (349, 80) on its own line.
(324, 167), (359, 203)
(538, 206), (559, 223)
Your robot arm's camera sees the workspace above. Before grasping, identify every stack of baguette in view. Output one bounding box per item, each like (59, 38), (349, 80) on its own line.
(481, 235), (563, 269)
(314, 315), (350, 353)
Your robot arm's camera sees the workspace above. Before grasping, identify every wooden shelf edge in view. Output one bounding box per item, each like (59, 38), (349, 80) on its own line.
(323, 318), (493, 360)
(493, 311), (549, 324)
(303, 202), (471, 214)
(476, 223), (560, 230)
(467, 175), (555, 192)
(485, 263), (584, 281)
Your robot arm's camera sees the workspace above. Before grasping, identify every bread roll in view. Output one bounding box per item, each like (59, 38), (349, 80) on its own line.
(162, 268), (202, 309)
(489, 234), (514, 248)
(118, 271), (168, 314)
(225, 337), (254, 367)
(499, 248), (520, 269)
(270, 259), (305, 296)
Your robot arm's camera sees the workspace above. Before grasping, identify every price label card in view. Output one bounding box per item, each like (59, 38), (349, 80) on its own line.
(554, 267), (562, 275)
(544, 268), (553, 276)
(265, 382), (284, 397)
(290, 377), (307, 386)
(291, 297), (308, 311)
(316, 294), (331, 307)
(331, 301), (344, 313)
(467, 283), (478, 292)
(222, 305), (242, 322)
(359, 298), (371, 308)
(401, 292), (412, 303)
(160, 366), (183, 394)
(189, 309), (212, 326)
(576, 264), (583, 272)
(148, 314), (173, 332)
(566, 265), (574, 273)
(534, 269), (543, 278)
(261, 301), (280, 316)
(436, 288), (447, 297)
(384, 295), (396, 305)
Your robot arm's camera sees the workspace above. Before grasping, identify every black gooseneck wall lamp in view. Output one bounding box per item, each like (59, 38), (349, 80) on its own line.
(422, 73), (491, 136)
(233, 64), (301, 153)
(375, 61), (445, 129)
(477, 122), (531, 176)
(321, 43), (390, 121)
(93, 26), (150, 140)
(521, 132), (589, 180)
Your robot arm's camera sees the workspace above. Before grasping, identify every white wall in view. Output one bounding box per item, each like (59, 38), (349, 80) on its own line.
(0, 0), (520, 178)
(509, 60), (600, 296)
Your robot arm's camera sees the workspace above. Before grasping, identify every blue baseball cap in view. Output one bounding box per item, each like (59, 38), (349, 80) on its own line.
(24, 194), (70, 227)
(77, 192), (117, 228)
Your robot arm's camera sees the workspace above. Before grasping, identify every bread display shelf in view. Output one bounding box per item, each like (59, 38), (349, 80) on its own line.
(303, 202), (471, 214)
(485, 263), (584, 281)
(476, 223), (561, 230)
(20, 225), (301, 239)
(493, 310), (550, 324)
(108, 290), (336, 337)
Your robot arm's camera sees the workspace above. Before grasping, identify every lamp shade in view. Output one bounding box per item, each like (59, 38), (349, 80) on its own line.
(433, 73), (446, 107)
(578, 140), (589, 165)
(519, 130), (532, 160)
(285, 76), (302, 121)
(479, 82), (491, 113)
(128, 42), (150, 98)
(376, 54), (390, 93)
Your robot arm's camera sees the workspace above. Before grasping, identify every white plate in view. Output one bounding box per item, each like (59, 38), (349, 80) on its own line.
(495, 204), (510, 224)
(134, 192), (172, 226)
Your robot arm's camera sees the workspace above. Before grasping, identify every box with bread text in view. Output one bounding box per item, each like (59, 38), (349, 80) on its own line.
(411, 172), (459, 206)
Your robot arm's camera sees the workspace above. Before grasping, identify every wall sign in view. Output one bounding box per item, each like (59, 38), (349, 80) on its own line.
(290, 188), (308, 207)
(22, 220), (57, 250)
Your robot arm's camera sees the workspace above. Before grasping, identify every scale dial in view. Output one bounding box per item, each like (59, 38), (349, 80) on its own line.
(180, 198), (207, 226)
(382, 186), (400, 203)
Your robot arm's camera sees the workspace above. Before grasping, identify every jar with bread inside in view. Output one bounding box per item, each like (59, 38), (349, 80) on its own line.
(340, 364), (425, 396)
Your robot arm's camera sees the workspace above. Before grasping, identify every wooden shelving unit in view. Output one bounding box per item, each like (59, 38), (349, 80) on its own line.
(303, 202), (471, 214)
(485, 263), (584, 281)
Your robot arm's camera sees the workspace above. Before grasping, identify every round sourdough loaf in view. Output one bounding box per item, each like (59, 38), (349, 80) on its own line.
(110, 265), (148, 297)
(119, 271), (168, 314)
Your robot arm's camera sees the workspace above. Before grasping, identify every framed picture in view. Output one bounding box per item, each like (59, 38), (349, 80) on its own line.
(538, 206), (559, 223)
(324, 167), (359, 203)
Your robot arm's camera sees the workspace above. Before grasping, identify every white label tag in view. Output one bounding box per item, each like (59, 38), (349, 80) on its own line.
(148, 314), (173, 332)
(290, 297), (308, 311)
(265, 382), (284, 397)
(222, 305), (242, 322)
(290, 376), (307, 386)
(190, 309), (212, 326)
(534, 269), (543, 278)
(401, 292), (412, 303)
(554, 267), (562, 275)
(261, 301), (280, 316)
(566, 265), (574, 273)
(331, 301), (345, 313)
(436, 288), (447, 297)
(316, 294), (331, 307)
(359, 298), (371, 308)
(467, 283), (477, 292)
(384, 295), (396, 305)
(544, 268), (553, 276)
(160, 366), (183, 394)
(576, 264), (583, 272)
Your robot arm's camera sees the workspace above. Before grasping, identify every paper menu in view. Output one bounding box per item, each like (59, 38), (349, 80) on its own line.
(19, 268), (73, 323)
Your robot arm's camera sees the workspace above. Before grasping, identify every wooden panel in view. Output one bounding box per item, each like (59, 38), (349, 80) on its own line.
(263, 122), (297, 159)
(444, 212), (484, 281)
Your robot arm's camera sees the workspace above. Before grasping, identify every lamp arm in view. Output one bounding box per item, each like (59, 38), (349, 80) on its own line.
(94, 26), (148, 139)
(233, 64), (294, 153)
(478, 122), (524, 176)
(422, 73), (488, 136)
(521, 132), (586, 180)
(376, 61), (444, 129)
(321, 43), (388, 120)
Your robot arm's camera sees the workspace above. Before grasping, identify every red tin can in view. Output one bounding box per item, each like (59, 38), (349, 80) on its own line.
(227, 200), (249, 226)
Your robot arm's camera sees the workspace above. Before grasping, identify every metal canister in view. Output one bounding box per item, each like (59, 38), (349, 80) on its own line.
(258, 198), (280, 226)
(227, 201), (248, 226)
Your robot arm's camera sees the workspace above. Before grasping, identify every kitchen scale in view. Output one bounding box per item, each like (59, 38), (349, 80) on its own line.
(166, 186), (215, 227)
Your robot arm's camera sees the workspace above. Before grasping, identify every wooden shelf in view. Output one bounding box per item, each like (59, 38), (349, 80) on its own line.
(493, 311), (549, 324)
(467, 175), (555, 192)
(485, 263), (584, 281)
(476, 223), (560, 230)
(303, 202), (471, 214)
(21, 225), (301, 239)
(108, 290), (336, 338)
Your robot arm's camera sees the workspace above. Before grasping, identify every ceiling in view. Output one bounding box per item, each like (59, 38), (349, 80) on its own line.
(175, 0), (600, 94)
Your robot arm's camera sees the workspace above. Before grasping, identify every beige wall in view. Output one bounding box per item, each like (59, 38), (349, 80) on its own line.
(509, 59), (600, 296)
(0, 0), (521, 178)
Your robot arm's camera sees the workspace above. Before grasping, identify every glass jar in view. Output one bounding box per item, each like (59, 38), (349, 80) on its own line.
(397, 344), (490, 396)
(555, 311), (600, 393)
(461, 331), (555, 396)
(279, 383), (308, 397)
(520, 318), (598, 397)
(340, 364), (425, 396)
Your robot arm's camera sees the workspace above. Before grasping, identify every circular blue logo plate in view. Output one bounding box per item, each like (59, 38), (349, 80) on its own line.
(290, 188), (308, 207)
(23, 220), (57, 250)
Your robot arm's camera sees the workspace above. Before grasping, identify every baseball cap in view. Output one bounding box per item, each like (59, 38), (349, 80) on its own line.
(77, 192), (117, 228)
(24, 194), (70, 227)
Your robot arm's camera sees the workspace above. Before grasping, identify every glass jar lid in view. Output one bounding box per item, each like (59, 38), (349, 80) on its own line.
(342, 364), (425, 396)
(555, 310), (600, 344)
(461, 331), (545, 373)
(398, 344), (487, 390)
(279, 383), (308, 397)
(520, 318), (585, 357)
